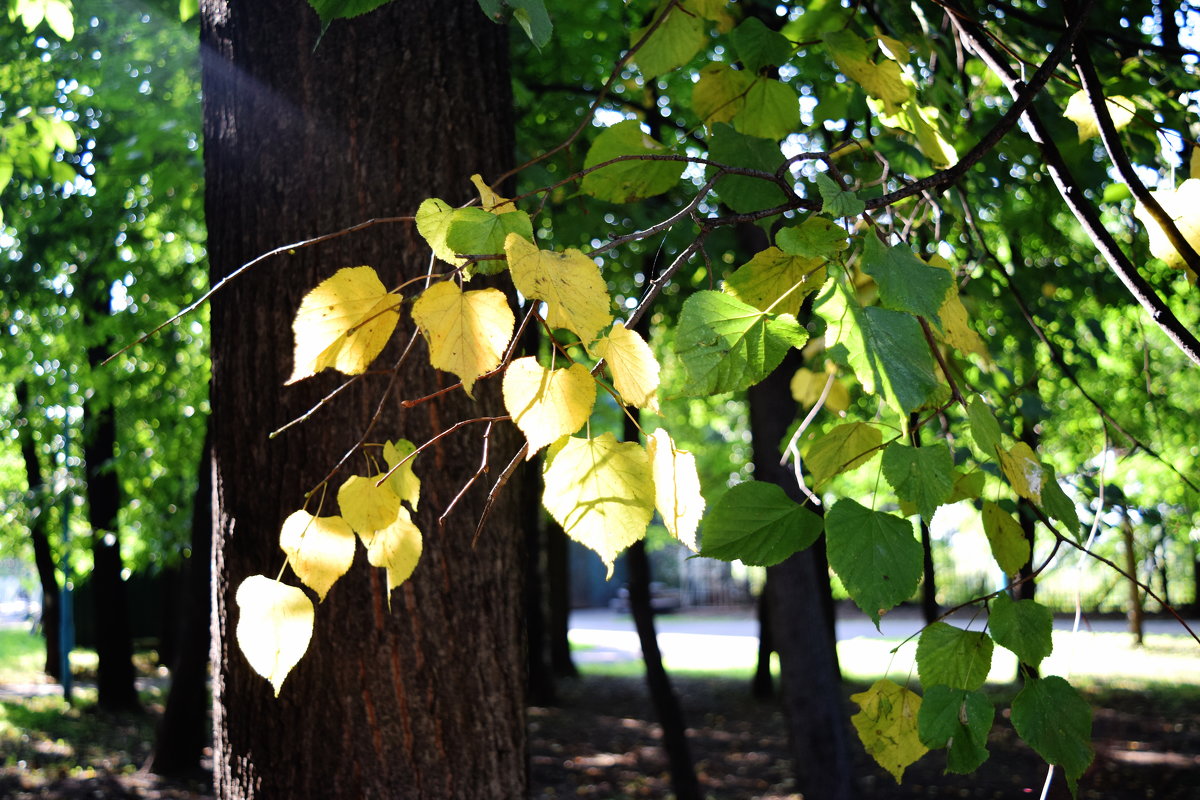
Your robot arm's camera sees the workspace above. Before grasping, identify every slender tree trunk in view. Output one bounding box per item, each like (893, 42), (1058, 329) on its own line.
(912, 413), (939, 624)
(546, 521), (577, 678)
(15, 382), (62, 682)
(150, 430), (213, 778)
(524, 461), (556, 706)
(1191, 538), (1200, 617)
(751, 586), (773, 699)
(1120, 508), (1144, 646)
(202, 2), (525, 797)
(750, 352), (852, 800)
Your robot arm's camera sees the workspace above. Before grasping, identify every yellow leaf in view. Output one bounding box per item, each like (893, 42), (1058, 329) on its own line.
(502, 357), (596, 458)
(789, 366), (850, 413)
(646, 428), (704, 551)
(998, 442), (1043, 505)
(824, 31), (911, 115)
(411, 280), (514, 397)
(591, 322), (661, 411)
(235, 576), (314, 697)
(804, 421), (883, 488)
(337, 474), (402, 533)
(850, 678), (928, 782)
(543, 433), (654, 577)
(382, 439), (421, 511)
(505, 233), (614, 344)
(287, 266), (401, 384)
(415, 198), (467, 267)
(1064, 91), (1135, 142)
(469, 173), (517, 214)
(981, 501), (1031, 575)
(927, 256), (987, 358)
(361, 506), (422, 594)
(1134, 178), (1200, 277)
(723, 247), (826, 317)
(693, 62), (751, 126)
(278, 511), (356, 602)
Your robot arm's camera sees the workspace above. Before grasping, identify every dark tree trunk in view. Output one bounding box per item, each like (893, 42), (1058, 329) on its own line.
(1120, 508), (1144, 646)
(627, 538), (701, 800)
(202, 2), (525, 798)
(15, 382), (62, 682)
(751, 586), (773, 699)
(546, 520), (577, 678)
(149, 430), (213, 778)
(908, 414), (939, 624)
(524, 461), (556, 706)
(82, 324), (141, 712)
(750, 351), (853, 800)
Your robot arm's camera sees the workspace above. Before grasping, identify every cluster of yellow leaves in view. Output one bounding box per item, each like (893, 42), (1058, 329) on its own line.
(236, 441), (423, 695)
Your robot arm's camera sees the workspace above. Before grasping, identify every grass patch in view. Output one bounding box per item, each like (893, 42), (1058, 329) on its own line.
(0, 629), (47, 683)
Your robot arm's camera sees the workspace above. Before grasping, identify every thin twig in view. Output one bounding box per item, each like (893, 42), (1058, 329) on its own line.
(439, 420), (495, 528)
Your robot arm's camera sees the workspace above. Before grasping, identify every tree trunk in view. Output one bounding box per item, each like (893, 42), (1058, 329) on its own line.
(82, 325), (141, 712)
(751, 586), (773, 699)
(15, 382), (62, 682)
(546, 520), (577, 678)
(750, 352), (853, 800)
(524, 461), (556, 706)
(910, 415), (940, 624)
(149, 430), (213, 778)
(1120, 508), (1144, 646)
(202, 2), (525, 798)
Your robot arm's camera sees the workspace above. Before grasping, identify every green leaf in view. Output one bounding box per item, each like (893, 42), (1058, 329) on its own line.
(916, 622), (994, 691)
(1011, 676), (1094, 785)
(968, 396), (1003, 458)
(776, 216), (849, 260)
(444, 207), (534, 273)
(632, 0), (707, 79)
(804, 421), (882, 489)
(981, 501), (1031, 575)
(179, 0), (199, 21)
(723, 246), (826, 317)
(581, 120), (684, 203)
(823, 30), (912, 114)
(733, 79), (799, 140)
(989, 592), (1053, 668)
(674, 290), (808, 395)
(814, 172), (865, 217)
(729, 17), (793, 73)
(850, 679), (928, 782)
(881, 442), (954, 521)
(918, 686), (994, 774)
(508, 0), (552, 49)
(699, 480), (824, 565)
(416, 198), (467, 268)
(706, 123), (789, 213)
(948, 469), (986, 503)
(823, 290), (946, 416)
(826, 499), (922, 626)
(861, 235), (952, 320)
(308, 0), (392, 23)
(1041, 464), (1081, 540)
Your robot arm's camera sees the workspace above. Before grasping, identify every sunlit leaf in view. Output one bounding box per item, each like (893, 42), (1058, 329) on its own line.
(1134, 178), (1200, 277)
(505, 234), (614, 344)
(286, 266), (401, 384)
(337, 474), (402, 534)
(916, 622), (994, 691)
(693, 62), (752, 126)
(776, 216), (849, 260)
(804, 421), (882, 489)
(444, 206), (534, 273)
(416, 198), (468, 268)
(382, 439), (421, 511)
(411, 280), (514, 397)
(823, 30), (911, 114)
(723, 246), (826, 317)
(789, 367), (850, 413)
(581, 120), (684, 203)
(647, 428), (705, 551)
(632, 0), (706, 79)
(502, 357), (596, 458)
(235, 576), (314, 697)
(826, 499), (922, 625)
(279, 511), (356, 602)
(1063, 91), (1135, 142)
(861, 235), (952, 321)
(469, 173), (517, 214)
(591, 322), (661, 411)
(981, 501), (1031, 575)
(360, 506), (422, 593)
(850, 679), (928, 782)
(998, 442), (1043, 504)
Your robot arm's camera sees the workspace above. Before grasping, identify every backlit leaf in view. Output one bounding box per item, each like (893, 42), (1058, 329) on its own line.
(1040, 463), (1080, 540)
(416, 198), (467, 268)
(789, 367), (850, 413)
(542, 433), (655, 577)
(693, 62), (752, 126)
(998, 442), (1043, 504)
(382, 439), (421, 511)
(916, 622), (994, 691)
(948, 469), (986, 503)
(360, 506), (422, 593)
(444, 206), (533, 273)
(850, 679), (928, 782)
(881, 442), (954, 521)
(1011, 676), (1094, 785)
(699, 480), (823, 565)
(861, 235), (952, 321)
(776, 216), (849, 260)
(814, 172), (865, 217)
(1133, 178), (1200, 276)
(581, 120), (684, 203)
(338, 474), (402, 534)
(804, 421), (882, 489)
(411, 280), (514, 397)
(706, 123), (789, 213)
(723, 246), (826, 317)
(729, 16), (792, 72)
(931, 267), (987, 358)
(505, 234), (614, 344)
(279, 511), (356, 602)
(826, 499), (922, 625)
(1063, 91), (1135, 142)
(733, 78), (799, 140)
(647, 428), (705, 551)
(981, 501), (1031, 575)
(632, 0), (706, 79)
(918, 686), (993, 773)
(469, 173), (518, 214)
(286, 266), (401, 384)
(675, 290), (808, 395)
(967, 396), (1003, 458)
(502, 357), (596, 458)
(591, 322), (661, 411)
(989, 592), (1053, 668)
(823, 30), (911, 114)
(235, 576), (314, 697)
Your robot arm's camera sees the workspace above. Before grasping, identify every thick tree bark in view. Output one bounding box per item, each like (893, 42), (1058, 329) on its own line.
(149, 430), (213, 777)
(202, 2), (524, 798)
(750, 352), (853, 800)
(15, 382), (62, 682)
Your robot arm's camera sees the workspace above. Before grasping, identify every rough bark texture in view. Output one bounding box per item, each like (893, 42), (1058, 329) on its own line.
(150, 430), (213, 777)
(201, 2), (524, 798)
(16, 382), (62, 682)
(750, 352), (853, 800)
